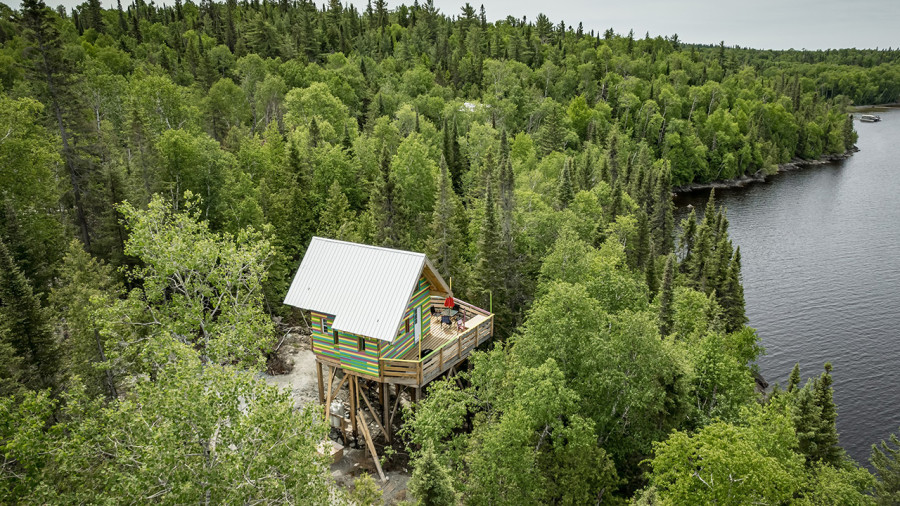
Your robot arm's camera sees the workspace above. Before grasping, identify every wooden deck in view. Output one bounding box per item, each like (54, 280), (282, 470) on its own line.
(380, 298), (494, 387)
(399, 312), (488, 360)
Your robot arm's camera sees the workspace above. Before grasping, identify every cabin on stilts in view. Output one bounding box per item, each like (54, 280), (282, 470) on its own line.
(284, 237), (494, 445)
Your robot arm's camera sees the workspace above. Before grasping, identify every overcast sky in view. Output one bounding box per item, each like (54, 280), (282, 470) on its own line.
(35, 0), (900, 50)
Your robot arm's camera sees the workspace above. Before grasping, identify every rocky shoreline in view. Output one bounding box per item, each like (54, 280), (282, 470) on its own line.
(673, 149), (857, 194)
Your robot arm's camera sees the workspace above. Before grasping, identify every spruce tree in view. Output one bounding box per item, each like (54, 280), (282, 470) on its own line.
(645, 247), (658, 296)
(872, 430), (900, 505)
(557, 158), (574, 209)
(0, 238), (60, 392)
(812, 363), (842, 466)
(721, 247), (748, 332)
(678, 209), (697, 268)
(318, 181), (354, 241)
(632, 209), (651, 272)
(372, 146), (398, 247)
(787, 362), (801, 393)
(409, 441), (457, 506)
(658, 253), (675, 337)
(794, 382), (822, 462)
(473, 174), (506, 327)
(426, 156), (463, 280)
(22, 0), (91, 249)
(650, 163), (675, 255)
(498, 157), (515, 252)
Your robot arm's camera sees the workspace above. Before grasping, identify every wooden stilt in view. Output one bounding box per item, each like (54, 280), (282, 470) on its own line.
(323, 373), (347, 421)
(350, 376), (358, 438)
(415, 386), (422, 403)
(357, 409), (387, 482)
(389, 385), (403, 428)
(358, 380), (388, 440)
(316, 361), (325, 405)
(382, 383), (391, 443)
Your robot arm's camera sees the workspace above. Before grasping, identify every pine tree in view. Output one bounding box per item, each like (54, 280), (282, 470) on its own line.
(408, 441), (457, 506)
(658, 253), (675, 337)
(0, 238), (60, 392)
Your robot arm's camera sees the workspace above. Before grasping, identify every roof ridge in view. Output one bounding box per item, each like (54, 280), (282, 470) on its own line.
(310, 236), (425, 258)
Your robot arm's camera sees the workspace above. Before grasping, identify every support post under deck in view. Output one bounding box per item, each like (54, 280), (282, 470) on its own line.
(316, 361), (324, 405)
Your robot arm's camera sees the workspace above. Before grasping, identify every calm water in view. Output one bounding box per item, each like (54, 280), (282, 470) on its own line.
(674, 108), (900, 465)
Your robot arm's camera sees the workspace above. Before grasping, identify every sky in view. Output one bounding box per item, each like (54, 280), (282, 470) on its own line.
(35, 0), (900, 51)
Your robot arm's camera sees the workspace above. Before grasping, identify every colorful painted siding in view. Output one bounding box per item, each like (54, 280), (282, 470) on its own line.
(310, 312), (339, 362)
(382, 275), (433, 360)
(310, 312), (380, 376)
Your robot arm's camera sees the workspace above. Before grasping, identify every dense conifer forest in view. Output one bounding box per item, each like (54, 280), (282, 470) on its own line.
(1, 0), (900, 502)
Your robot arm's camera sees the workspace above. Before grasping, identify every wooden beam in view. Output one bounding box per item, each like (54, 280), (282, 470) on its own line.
(382, 383), (391, 443)
(324, 374), (348, 421)
(358, 378), (388, 441)
(316, 361), (325, 405)
(389, 385), (404, 428)
(350, 376), (358, 438)
(356, 409), (387, 482)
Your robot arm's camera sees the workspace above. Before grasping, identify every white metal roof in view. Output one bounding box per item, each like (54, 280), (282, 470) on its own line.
(284, 237), (446, 343)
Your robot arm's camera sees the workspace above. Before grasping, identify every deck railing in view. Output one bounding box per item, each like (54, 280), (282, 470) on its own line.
(380, 298), (493, 385)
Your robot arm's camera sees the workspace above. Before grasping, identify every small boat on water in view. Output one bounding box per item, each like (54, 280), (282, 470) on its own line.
(860, 114), (881, 122)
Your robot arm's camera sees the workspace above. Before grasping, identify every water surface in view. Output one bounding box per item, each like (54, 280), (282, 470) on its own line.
(675, 109), (900, 465)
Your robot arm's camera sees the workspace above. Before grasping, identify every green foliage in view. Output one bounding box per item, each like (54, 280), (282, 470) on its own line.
(0, 363), (331, 504)
(106, 194), (275, 373)
(350, 473), (383, 506)
(0, 96), (64, 294)
(0, 1), (882, 502)
(0, 238), (60, 393)
(872, 429), (900, 505)
(50, 241), (121, 398)
(408, 441), (457, 506)
(648, 404), (806, 505)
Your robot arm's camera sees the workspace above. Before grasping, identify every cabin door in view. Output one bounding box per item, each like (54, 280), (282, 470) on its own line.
(414, 306), (422, 343)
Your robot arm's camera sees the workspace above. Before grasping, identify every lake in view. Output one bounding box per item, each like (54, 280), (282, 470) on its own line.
(674, 108), (900, 465)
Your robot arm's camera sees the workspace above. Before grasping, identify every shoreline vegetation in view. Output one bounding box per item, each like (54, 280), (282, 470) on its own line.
(675, 149), (857, 193)
(2, 0), (900, 502)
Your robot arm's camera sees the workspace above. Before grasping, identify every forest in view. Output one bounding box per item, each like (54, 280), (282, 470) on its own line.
(1, 0), (900, 502)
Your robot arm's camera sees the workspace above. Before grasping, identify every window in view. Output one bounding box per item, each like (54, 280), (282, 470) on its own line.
(357, 336), (365, 352)
(406, 318), (410, 333)
(332, 328), (339, 345)
(321, 319), (327, 334)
